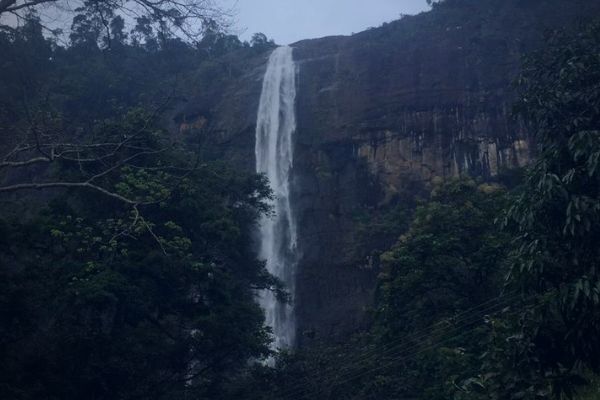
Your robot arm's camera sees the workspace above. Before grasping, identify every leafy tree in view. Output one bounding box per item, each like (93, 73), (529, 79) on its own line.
(0, 0), (228, 41)
(378, 180), (509, 336)
(69, 9), (103, 47)
(467, 21), (600, 400)
(250, 33), (275, 49)
(197, 21), (244, 58)
(0, 112), (279, 400)
(0, 13), (291, 399)
(246, 179), (511, 400)
(109, 15), (127, 45)
(364, 179), (510, 400)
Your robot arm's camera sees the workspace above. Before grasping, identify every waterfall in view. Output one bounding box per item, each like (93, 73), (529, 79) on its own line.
(255, 46), (298, 350)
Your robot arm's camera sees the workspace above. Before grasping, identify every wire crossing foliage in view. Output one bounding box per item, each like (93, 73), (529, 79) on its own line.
(1, 4), (600, 400)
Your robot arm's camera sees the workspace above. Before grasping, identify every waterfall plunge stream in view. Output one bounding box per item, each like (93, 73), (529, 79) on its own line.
(255, 46), (298, 350)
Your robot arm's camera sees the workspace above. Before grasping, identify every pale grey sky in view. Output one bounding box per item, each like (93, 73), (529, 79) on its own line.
(0, 0), (430, 45)
(230, 0), (430, 45)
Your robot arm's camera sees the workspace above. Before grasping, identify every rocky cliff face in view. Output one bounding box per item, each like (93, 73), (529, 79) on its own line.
(176, 0), (600, 345)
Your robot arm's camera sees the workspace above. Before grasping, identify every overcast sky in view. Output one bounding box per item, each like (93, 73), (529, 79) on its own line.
(229, 0), (430, 45)
(0, 0), (430, 45)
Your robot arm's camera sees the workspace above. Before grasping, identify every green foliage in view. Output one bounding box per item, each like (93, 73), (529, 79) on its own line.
(464, 22), (600, 400)
(378, 179), (509, 336)
(574, 376), (600, 400)
(249, 33), (276, 51)
(245, 179), (511, 400)
(0, 131), (276, 399)
(0, 24), (280, 396)
(0, 13), (275, 138)
(242, 14), (600, 400)
(367, 179), (510, 400)
(3, 6), (600, 400)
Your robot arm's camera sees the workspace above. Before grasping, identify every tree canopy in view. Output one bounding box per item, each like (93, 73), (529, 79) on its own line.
(1, 3), (600, 400)
(0, 15), (281, 400)
(0, 0), (229, 41)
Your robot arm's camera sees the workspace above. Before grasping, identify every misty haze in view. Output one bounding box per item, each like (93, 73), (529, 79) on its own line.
(1, 1), (600, 399)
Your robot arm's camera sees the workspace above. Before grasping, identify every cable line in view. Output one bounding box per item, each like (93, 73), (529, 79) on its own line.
(274, 290), (530, 400)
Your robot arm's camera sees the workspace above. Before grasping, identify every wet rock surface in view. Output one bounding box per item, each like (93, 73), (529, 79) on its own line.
(179, 0), (600, 345)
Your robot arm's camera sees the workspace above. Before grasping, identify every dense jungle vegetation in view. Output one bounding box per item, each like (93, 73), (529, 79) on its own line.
(0, 0), (599, 399)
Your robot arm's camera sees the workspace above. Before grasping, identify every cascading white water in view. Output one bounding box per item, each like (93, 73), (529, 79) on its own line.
(255, 46), (298, 350)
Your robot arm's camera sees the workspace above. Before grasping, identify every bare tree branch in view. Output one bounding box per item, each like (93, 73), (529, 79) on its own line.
(2, 0), (54, 14)
(0, 82), (197, 255)
(0, 156), (51, 168)
(0, 181), (138, 204)
(86, 147), (169, 183)
(0, 0), (234, 43)
(0, 0), (17, 14)
(110, 204), (141, 243)
(139, 214), (167, 255)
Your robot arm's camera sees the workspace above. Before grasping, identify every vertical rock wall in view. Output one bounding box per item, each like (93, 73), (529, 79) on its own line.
(177, 0), (600, 345)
